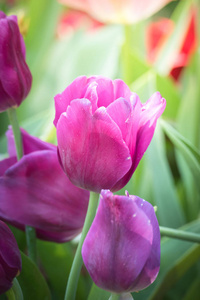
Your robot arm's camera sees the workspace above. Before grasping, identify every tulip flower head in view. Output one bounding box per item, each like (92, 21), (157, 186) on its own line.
(0, 11), (32, 112)
(54, 76), (166, 193)
(82, 190), (160, 293)
(58, 0), (174, 24)
(0, 128), (89, 243)
(0, 220), (21, 295)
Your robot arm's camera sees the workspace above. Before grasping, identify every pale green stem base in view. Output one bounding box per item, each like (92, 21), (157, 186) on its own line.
(109, 294), (121, 300)
(5, 278), (23, 300)
(109, 293), (134, 300)
(64, 192), (99, 300)
(7, 108), (37, 263)
(160, 226), (200, 243)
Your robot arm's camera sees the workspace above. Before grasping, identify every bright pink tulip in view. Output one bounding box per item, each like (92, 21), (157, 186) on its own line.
(0, 128), (89, 243)
(82, 190), (160, 292)
(54, 76), (166, 193)
(0, 220), (21, 295)
(146, 8), (197, 81)
(0, 11), (32, 112)
(58, 0), (174, 24)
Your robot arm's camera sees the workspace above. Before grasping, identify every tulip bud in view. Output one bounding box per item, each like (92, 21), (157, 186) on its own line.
(0, 220), (21, 295)
(0, 11), (32, 112)
(54, 76), (166, 193)
(82, 190), (160, 293)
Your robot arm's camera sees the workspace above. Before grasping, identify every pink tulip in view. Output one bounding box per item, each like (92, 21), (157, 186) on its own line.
(58, 0), (174, 24)
(54, 76), (166, 193)
(82, 190), (160, 292)
(0, 11), (32, 112)
(0, 220), (21, 295)
(0, 128), (89, 243)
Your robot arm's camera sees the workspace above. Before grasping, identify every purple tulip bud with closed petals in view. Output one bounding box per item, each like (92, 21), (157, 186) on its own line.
(54, 76), (166, 193)
(0, 128), (89, 243)
(0, 220), (21, 295)
(82, 190), (160, 293)
(0, 11), (32, 112)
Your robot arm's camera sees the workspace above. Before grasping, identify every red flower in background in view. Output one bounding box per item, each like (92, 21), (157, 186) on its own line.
(146, 9), (197, 81)
(57, 9), (103, 38)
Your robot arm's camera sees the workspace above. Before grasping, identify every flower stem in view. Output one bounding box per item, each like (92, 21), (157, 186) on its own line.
(64, 192), (99, 300)
(7, 107), (37, 263)
(7, 108), (23, 160)
(5, 278), (23, 300)
(121, 25), (132, 85)
(25, 225), (37, 264)
(160, 226), (200, 243)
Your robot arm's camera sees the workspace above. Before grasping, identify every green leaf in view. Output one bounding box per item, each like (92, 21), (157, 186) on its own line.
(37, 240), (91, 300)
(147, 123), (185, 227)
(160, 119), (200, 192)
(17, 251), (51, 300)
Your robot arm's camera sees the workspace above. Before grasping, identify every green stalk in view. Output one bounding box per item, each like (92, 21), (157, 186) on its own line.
(64, 192), (99, 300)
(160, 226), (200, 243)
(5, 278), (23, 300)
(7, 108), (23, 160)
(121, 25), (132, 85)
(25, 226), (37, 264)
(7, 107), (37, 263)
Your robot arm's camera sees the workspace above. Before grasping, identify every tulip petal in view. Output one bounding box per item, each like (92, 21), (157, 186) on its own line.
(6, 127), (55, 157)
(113, 79), (132, 99)
(57, 99), (132, 192)
(89, 76), (115, 108)
(132, 92), (166, 171)
(82, 190), (154, 292)
(128, 196), (160, 291)
(0, 157), (17, 176)
(0, 220), (21, 294)
(0, 151), (89, 243)
(54, 75), (88, 126)
(107, 94), (141, 191)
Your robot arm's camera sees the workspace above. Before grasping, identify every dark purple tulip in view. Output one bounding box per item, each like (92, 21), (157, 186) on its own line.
(0, 220), (21, 295)
(0, 128), (89, 242)
(82, 190), (160, 293)
(54, 76), (166, 193)
(0, 11), (32, 112)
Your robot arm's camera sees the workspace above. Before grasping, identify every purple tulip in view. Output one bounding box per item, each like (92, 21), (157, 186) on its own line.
(54, 76), (166, 193)
(82, 190), (160, 293)
(0, 11), (32, 112)
(0, 128), (89, 243)
(0, 220), (21, 295)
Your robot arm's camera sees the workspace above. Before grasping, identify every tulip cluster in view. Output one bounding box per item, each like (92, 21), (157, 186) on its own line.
(0, 4), (168, 297)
